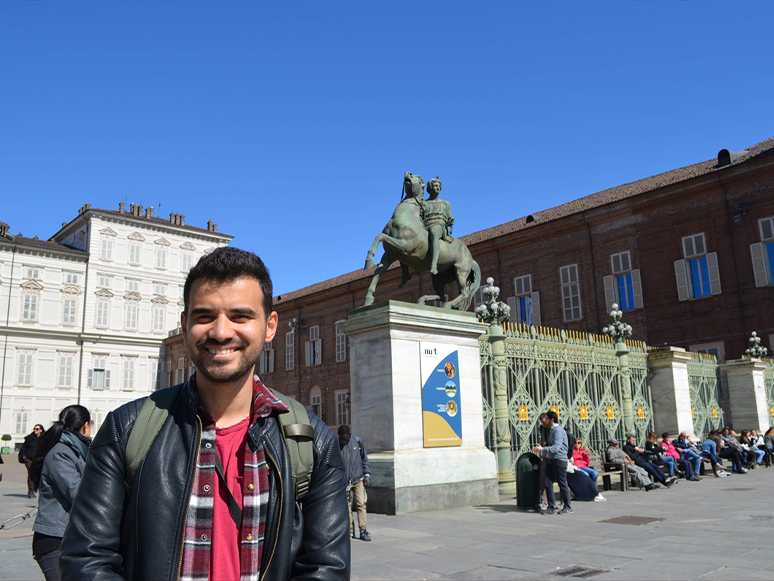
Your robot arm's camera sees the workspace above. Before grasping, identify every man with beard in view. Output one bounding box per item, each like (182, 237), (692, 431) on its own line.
(61, 247), (349, 581)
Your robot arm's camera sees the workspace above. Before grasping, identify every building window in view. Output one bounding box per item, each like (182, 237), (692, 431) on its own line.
(259, 340), (275, 374)
(128, 243), (142, 265)
(674, 233), (721, 301)
(335, 324), (346, 362)
(689, 342), (726, 364)
(560, 264), (582, 322)
(285, 331), (295, 371)
(95, 299), (110, 328)
(62, 296), (77, 325)
(97, 274), (112, 288)
(176, 357), (185, 384)
(122, 358), (136, 390)
(58, 352), (75, 388)
(25, 266), (40, 279)
(336, 390), (350, 426)
(126, 279), (140, 293)
(310, 386), (322, 419)
(125, 302), (139, 330)
(100, 238), (113, 261)
(92, 411), (105, 433)
(156, 247), (167, 269)
(152, 305), (166, 333)
(17, 351), (34, 386)
(22, 293), (39, 321)
(181, 252), (193, 272)
(153, 283), (166, 296)
(189, 364), (196, 377)
(305, 325), (322, 367)
(88, 356), (111, 390)
(604, 251), (643, 313)
(507, 274), (541, 327)
(150, 358), (161, 391)
(750, 216), (774, 287)
(64, 272), (79, 285)
(15, 411), (29, 435)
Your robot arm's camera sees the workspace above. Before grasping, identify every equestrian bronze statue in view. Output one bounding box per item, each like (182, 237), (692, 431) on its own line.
(363, 172), (480, 310)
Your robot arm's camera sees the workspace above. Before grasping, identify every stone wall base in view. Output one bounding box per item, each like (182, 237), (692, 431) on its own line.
(366, 478), (499, 515)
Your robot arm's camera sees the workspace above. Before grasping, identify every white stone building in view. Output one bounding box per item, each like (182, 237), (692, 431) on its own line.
(0, 203), (231, 448)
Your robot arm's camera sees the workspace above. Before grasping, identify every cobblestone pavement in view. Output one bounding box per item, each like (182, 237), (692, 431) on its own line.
(3, 460), (774, 580)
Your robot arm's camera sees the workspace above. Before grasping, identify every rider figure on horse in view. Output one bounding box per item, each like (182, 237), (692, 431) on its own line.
(421, 177), (455, 275)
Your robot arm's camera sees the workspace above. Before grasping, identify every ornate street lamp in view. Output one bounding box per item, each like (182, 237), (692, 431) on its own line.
(475, 278), (511, 325)
(602, 303), (633, 342)
(745, 331), (768, 358)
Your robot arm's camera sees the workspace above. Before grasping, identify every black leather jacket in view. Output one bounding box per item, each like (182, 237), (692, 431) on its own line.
(60, 381), (350, 580)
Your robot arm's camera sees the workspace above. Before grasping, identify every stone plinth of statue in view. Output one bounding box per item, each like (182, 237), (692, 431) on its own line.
(339, 300), (498, 515)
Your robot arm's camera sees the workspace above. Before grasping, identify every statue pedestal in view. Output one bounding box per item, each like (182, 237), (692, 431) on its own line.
(339, 301), (498, 515)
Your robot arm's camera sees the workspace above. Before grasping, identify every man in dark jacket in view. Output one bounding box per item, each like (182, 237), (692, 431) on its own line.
(338, 425), (371, 541)
(623, 435), (676, 488)
(60, 248), (350, 581)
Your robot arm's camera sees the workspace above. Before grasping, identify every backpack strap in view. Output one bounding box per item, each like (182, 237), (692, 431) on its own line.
(124, 384), (182, 493)
(269, 389), (314, 501)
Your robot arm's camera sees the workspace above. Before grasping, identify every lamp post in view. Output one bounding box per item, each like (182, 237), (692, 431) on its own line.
(602, 304), (636, 436)
(475, 278), (515, 494)
(745, 331), (768, 359)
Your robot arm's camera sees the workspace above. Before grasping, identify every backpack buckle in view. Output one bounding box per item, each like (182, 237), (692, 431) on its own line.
(296, 477), (310, 500)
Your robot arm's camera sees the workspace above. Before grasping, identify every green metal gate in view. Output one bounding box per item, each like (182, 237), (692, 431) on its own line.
(481, 323), (654, 469)
(686, 352), (724, 440)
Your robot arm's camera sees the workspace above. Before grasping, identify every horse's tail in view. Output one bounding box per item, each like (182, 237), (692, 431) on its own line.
(459, 259), (481, 312)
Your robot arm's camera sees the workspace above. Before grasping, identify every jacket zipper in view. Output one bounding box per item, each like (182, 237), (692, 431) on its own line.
(260, 446), (283, 581)
(176, 415), (203, 581)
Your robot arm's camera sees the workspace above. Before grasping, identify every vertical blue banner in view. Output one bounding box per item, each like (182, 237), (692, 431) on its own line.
(420, 343), (462, 447)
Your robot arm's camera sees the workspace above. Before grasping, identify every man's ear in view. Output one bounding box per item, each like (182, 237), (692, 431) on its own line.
(181, 311), (187, 341)
(265, 311), (278, 343)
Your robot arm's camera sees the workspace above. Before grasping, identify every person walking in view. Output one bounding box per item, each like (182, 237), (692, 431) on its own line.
(29, 405), (91, 581)
(338, 425), (372, 541)
(533, 410), (572, 515)
(19, 424), (45, 498)
(60, 247), (350, 581)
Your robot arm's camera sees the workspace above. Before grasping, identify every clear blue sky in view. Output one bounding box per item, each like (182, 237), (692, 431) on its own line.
(2, 1), (772, 295)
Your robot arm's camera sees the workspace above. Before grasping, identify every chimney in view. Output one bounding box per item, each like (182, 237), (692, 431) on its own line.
(170, 213), (175, 223)
(179, 214), (185, 226)
(62, 222), (67, 228)
(0, 222), (9, 237)
(146, 207), (154, 218)
(207, 220), (213, 232)
(137, 205), (144, 217)
(212, 223), (217, 232)
(119, 201), (125, 213)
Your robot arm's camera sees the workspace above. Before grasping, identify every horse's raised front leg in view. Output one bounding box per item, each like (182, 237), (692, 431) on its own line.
(398, 263), (411, 288)
(363, 253), (392, 306)
(448, 264), (471, 310)
(365, 234), (386, 269)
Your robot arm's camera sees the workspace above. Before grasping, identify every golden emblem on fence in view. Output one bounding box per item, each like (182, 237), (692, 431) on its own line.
(637, 406), (645, 420)
(712, 408), (718, 419)
(770, 406), (774, 417)
(605, 406), (615, 420)
(550, 405), (560, 420)
(518, 405), (529, 421)
(579, 405), (589, 420)
(691, 408), (695, 419)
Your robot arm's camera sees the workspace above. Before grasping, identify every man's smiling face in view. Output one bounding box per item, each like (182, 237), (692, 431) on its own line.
(182, 277), (277, 385)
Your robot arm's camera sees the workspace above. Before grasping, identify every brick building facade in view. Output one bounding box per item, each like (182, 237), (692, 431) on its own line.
(166, 137), (774, 429)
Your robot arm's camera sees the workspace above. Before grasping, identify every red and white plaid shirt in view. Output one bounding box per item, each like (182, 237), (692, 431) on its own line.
(179, 374), (288, 581)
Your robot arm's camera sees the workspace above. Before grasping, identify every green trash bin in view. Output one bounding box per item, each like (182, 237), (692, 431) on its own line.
(516, 452), (542, 510)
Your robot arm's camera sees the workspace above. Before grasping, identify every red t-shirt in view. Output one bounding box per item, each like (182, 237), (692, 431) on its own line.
(210, 416), (249, 581)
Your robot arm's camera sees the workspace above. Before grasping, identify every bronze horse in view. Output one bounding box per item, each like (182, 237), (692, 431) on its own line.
(363, 172), (480, 310)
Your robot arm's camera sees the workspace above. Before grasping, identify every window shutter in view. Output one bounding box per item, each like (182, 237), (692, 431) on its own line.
(674, 259), (690, 301)
(603, 275), (616, 313)
(531, 291), (541, 327)
(315, 339), (322, 365)
(105, 369), (111, 389)
(305, 341), (311, 367)
(506, 297), (517, 323)
(706, 252), (721, 295)
(750, 243), (770, 287)
(268, 349), (275, 373)
(87, 369), (93, 388)
(259, 355), (266, 375)
(631, 269), (644, 309)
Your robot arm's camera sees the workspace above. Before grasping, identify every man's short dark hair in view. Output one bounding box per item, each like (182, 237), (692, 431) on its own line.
(338, 425), (350, 436)
(183, 247), (273, 317)
(545, 411), (558, 423)
(661, 432), (670, 439)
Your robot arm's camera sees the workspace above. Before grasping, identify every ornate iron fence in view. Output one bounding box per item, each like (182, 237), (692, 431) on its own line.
(481, 323), (653, 470)
(763, 358), (774, 429)
(685, 352), (724, 440)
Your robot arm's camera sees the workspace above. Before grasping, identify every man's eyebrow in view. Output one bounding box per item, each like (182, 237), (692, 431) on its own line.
(190, 307), (215, 316)
(189, 306), (258, 316)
